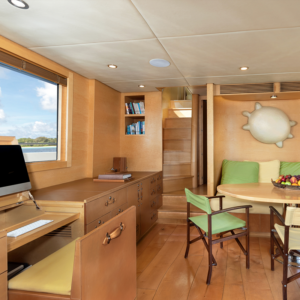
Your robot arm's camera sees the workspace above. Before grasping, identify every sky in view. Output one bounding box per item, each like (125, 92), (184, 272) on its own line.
(0, 64), (58, 139)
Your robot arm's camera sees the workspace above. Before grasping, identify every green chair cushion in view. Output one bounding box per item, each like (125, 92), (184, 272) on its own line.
(221, 159), (259, 185)
(280, 162), (300, 176)
(189, 212), (246, 235)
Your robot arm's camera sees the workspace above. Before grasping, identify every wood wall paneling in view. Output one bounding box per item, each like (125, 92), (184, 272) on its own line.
(93, 81), (121, 177)
(214, 97), (300, 189)
(191, 95), (199, 188)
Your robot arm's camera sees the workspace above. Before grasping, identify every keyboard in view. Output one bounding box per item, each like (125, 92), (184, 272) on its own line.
(7, 220), (54, 238)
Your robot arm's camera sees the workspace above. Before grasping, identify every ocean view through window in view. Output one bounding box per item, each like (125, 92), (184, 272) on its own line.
(0, 62), (58, 162)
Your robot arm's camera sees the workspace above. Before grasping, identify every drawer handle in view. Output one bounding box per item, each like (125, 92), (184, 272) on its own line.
(151, 189), (156, 195)
(103, 222), (126, 245)
(105, 197), (115, 206)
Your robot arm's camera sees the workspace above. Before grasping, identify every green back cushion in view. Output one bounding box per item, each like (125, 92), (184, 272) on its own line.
(221, 159), (259, 185)
(280, 162), (300, 176)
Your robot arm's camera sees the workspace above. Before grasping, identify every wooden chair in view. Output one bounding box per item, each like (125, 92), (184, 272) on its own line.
(270, 206), (300, 300)
(184, 189), (252, 285)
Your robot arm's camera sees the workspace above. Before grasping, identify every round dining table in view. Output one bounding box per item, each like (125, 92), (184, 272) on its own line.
(217, 182), (300, 205)
(217, 182), (300, 267)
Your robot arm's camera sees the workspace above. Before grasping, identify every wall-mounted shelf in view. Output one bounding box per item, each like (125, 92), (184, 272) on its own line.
(124, 95), (145, 135)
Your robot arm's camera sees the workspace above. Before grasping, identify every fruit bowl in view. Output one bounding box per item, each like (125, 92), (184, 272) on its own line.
(271, 179), (300, 190)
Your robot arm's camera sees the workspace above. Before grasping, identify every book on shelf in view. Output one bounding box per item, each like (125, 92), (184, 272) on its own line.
(125, 101), (145, 114)
(125, 103), (130, 114)
(139, 102), (145, 114)
(126, 121), (145, 135)
(98, 173), (132, 180)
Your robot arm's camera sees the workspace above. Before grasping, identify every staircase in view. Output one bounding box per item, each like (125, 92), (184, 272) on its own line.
(160, 99), (207, 224)
(163, 101), (193, 194)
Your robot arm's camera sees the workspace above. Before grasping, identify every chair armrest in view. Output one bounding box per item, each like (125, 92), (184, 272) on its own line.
(211, 205), (252, 215)
(207, 195), (225, 199)
(269, 206), (285, 225)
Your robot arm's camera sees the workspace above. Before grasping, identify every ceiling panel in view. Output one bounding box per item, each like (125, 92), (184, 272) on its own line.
(187, 73), (300, 86)
(160, 28), (300, 78)
(104, 78), (188, 92)
(31, 39), (183, 82)
(132, 0), (300, 38)
(0, 0), (154, 48)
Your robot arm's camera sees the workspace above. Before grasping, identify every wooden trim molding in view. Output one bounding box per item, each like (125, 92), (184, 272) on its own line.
(191, 95), (198, 188)
(207, 83), (215, 195)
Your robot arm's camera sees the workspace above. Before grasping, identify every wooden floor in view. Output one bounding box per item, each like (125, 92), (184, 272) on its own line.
(137, 223), (300, 300)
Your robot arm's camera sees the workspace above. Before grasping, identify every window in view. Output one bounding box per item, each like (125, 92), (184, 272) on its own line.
(0, 62), (59, 163)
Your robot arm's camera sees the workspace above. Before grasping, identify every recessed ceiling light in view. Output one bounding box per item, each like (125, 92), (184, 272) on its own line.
(150, 59), (170, 68)
(138, 85), (145, 88)
(270, 95), (277, 99)
(240, 66), (249, 71)
(8, 0), (29, 9)
(108, 64), (117, 69)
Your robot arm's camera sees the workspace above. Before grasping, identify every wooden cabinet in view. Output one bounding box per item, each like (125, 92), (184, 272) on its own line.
(0, 233), (7, 300)
(84, 172), (162, 240)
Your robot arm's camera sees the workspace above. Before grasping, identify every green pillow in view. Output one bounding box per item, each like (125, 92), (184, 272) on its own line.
(221, 159), (259, 185)
(280, 162), (300, 176)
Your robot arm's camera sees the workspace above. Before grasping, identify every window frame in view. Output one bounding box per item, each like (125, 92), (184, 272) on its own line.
(25, 73), (73, 173)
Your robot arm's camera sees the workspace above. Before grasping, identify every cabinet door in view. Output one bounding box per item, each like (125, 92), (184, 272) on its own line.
(0, 272), (7, 300)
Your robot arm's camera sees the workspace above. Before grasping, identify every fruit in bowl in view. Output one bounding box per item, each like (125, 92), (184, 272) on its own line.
(274, 174), (300, 187)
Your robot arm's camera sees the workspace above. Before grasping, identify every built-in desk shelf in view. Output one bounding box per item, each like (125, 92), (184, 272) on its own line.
(125, 114), (145, 118)
(5, 212), (80, 252)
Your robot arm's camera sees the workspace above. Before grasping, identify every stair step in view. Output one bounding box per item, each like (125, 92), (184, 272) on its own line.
(168, 109), (192, 118)
(165, 118), (191, 128)
(164, 139), (191, 151)
(163, 128), (191, 140)
(170, 100), (192, 109)
(163, 163), (191, 176)
(163, 176), (193, 193)
(164, 150), (191, 163)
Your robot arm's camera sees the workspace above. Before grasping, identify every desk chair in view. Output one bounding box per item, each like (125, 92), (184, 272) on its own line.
(184, 189), (252, 285)
(270, 206), (300, 300)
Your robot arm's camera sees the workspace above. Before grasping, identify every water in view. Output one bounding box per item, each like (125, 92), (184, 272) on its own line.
(21, 146), (57, 153)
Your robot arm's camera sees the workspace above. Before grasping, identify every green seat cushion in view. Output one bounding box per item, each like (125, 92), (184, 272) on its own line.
(280, 162), (300, 176)
(221, 159), (259, 185)
(189, 212), (246, 235)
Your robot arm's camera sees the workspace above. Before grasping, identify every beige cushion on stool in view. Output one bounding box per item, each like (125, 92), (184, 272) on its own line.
(8, 238), (78, 295)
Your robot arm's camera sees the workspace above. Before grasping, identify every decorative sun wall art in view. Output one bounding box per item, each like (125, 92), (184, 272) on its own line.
(242, 102), (297, 148)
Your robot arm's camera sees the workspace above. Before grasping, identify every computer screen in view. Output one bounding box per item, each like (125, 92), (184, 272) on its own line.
(0, 145), (31, 196)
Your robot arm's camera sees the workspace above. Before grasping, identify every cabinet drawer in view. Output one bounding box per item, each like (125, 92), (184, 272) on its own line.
(149, 176), (157, 189)
(0, 237), (7, 274)
(111, 203), (128, 218)
(85, 212), (111, 234)
(156, 172), (163, 182)
(86, 189), (127, 224)
(141, 210), (157, 236)
(0, 271), (7, 300)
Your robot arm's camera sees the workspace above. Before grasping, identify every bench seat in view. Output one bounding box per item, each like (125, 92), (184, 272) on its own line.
(9, 239), (78, 296)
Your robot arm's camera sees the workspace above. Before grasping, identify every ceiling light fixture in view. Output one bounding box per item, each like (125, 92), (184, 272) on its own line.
(138, 85), (145, 88)
(150, 59), (170, 68)
(8, 0), (29, 9)
(240, 66), (249, 71)
(270, 95), (277, 99)
(108, 64), (117, 69)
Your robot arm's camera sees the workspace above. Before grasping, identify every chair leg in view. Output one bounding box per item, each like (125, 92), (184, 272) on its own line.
(220, 233), (223, 249)
(246, 231), (250, 269)
(270, 233), (274, 271)
(184, 220), (190, 258)
(195, 226), (217, 266)
(282, 253), (288, 300)
(206, 235), (213, 285)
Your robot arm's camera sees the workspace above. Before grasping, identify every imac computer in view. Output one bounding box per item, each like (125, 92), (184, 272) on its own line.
(0, 145), (31, 197)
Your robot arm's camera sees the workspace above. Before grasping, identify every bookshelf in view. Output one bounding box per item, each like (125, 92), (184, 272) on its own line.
(124, 95), (145, 135)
